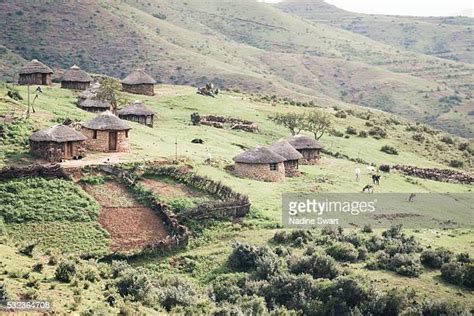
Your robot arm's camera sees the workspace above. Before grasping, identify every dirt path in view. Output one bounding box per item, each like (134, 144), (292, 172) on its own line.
(60, 152), (129, 168)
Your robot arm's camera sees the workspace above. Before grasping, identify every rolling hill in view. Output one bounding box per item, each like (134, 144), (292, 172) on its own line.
(0, 0), (472, 137)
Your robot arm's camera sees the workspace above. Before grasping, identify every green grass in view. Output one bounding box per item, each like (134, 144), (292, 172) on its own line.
(5, 221), (111, 254)
(0, 178), (100, 223)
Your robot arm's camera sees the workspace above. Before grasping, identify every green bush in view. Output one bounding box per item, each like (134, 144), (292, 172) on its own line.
(211, 274), (245, 303)
(420, 248), (453, 268)
(326, 243), (358, 262)
(228, 242), (261, 271)
(290, 253), (341, 279)
(358, 130), (368, 137)
(412, 133), (425, 142)
(335, 111), (347, 118)
(190, 112), (201, 125)
(449, 160), (463, 168)
(55, 260), (77, 283)
(368, 126), (387, 139)
(346, 126), (357, 135)
(440, 135), (454, 145)
(380, 145), (398, 155)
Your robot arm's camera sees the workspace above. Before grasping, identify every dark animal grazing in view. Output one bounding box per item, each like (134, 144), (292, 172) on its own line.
(191, 138), (204, 144)
(362, 185), (374, 193)
(372, 174), (381, 185)
(408, 193), (416, 202)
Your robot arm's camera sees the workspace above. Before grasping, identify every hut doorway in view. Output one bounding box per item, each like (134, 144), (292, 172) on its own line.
(109, 131), (117, 151)
(42, 74), (48, 85)
(65, 142), (73, 158)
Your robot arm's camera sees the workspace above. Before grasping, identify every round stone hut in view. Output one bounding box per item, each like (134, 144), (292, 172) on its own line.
(233, 146), (286, 182)
(268, 139), (303, 177)
(29, 125), (86, 162)
(121, 69), (156, 96)
(78, 98), (112, 113)
(118, 100), (156, 127)
(61, 65), (92, 90)
(18, 59), (53, 85)
(81, 112), (131, 152)
(288, 134), (324, 164)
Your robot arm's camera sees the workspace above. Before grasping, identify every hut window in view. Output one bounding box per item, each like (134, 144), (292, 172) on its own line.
(125, 130), (129, 138)
(92, 130), (97, 139)
(269, 163), (278, 171)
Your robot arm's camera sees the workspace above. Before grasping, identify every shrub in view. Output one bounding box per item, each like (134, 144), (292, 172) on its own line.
(0, 282), (9, 300)
(79, 175), (106, 185)
(463, 263), (474, 288)
(358, 130), (368, 138)
(290, 253), (341, 279)
(326, 242), (359, 262)
(440, 262), (464, 285)
(228, 242), (261, 271)
(255, 248), (283, 279)
(389, 254), (422, 277)
(440, 136), (454, 145)
(335, 111), (347, 118)
(19, 242), (37, 257)
(456, 252), (471, 263)
(421, 300), (470, 315)
(31, 263), (43, 273)
(412, 133), (425, 142)
(168, 198), (195, 214)
(379, 165), (390, 173)
(236, 295), (268, 315)
(211, 274), (244, 303)
(346, 126), (357, 135)
(420, 248), (453, 268)
(458, 142), (469, 151)
(190, 112), (201, 125)
(361, 224), (373, 233)
(157, 277), (199, 311)
(449, 160), (463, 168)
(6, 86), (23, 101)
(113, 267), (153, 302)
(55, 260), (77, 283)
(368, 126), (387, 139)
(380, 145), (398, 155)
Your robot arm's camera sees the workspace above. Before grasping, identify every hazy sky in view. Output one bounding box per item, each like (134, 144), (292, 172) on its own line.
(261, 0), (473, 16)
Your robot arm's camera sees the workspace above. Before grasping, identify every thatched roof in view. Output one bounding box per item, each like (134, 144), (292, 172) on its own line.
(79, 82), (100, 99)
(30, 125), (86, 143)
(79, 98), (111, 109)
(288, 135), (324, 150)
(117, 100), (155, 116)
(19, 59), (53, 75)
(233, 146), (285, 164)
(62, 65), (92, 82)
(268, 139), (303, 161)
(82, 111), (131, 131)
(121, 69), (156, 85)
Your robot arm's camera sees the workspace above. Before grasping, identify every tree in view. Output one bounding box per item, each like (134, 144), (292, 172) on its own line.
(96, 77), (129, 114)
(302, 111), (332, 140)
(269, 112), (306, 135)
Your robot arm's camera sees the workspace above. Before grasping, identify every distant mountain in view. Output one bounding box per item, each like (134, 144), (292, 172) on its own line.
(0, 0), (472, 137)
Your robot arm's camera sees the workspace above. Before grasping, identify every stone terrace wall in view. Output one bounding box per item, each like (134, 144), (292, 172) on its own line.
(82, 128), (130, 152)
(392, 165), (474, 184)
(122, 83), (154, 96)
(0, 164), (69, 181)
(234, 162), (285, 182)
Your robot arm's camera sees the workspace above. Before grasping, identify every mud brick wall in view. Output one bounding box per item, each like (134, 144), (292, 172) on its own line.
(284, 160), (300, 177)
(122, 83), (154, 96)
(234, 162), (285, 182)
(82, 128), (130, 152)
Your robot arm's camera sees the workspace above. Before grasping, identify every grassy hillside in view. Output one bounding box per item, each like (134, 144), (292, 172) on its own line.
(0, 83), (473, 313)
(276, 0), (474, 64)
(0, 0), (472, 137)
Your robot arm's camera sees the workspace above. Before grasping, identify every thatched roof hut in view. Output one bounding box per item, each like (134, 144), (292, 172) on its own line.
(118, 100), (156, 127)
(81, 112), (131, 152)
(18, 59), (53, 85)
(61, 65), (92, 90)
(29, 125), (86, 162)
(82, 111), (131, 131)
(78, 98), (112, 113)
(121, 69), (156, 96)
(233, 147), (286, 182)
(268, 139), (303, 177)
(288, 134), (324, 164)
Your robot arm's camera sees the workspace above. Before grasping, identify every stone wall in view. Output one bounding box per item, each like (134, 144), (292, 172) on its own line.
(82, 127), (130, 152)
(18, 73), (52, 85)
(30, 140), (86, 162)
(234, 162), (285, 182)
(61, 81), (90, 90)
(298, 149), (320, 165)
(122, 83), (154, 96)
(284, 160), (300, 177)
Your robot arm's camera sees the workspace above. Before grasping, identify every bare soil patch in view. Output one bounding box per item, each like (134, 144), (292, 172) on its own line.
(99, 207), (169, 252)
(140, 178), (208, 200)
